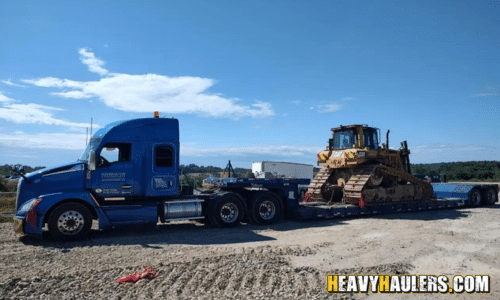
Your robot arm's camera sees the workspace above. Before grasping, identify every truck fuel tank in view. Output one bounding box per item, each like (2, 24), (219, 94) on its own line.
(162, 199), (204, 222)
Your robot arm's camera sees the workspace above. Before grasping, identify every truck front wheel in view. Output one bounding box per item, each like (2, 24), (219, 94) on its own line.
(249, 192), (282, 225)
(48, 203), (92, 241)
(209, 194), (244, 227)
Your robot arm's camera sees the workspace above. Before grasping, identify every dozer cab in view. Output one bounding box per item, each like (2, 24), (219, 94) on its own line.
(306, 125), (433, 206)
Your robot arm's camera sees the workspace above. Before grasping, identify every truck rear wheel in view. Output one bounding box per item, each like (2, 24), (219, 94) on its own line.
(249, 192), (282, 225)
(48, 203), (92, 241)
(209, 194), (244, 227)
(482, 187), (497, 206)
(469, 188), (482, 207)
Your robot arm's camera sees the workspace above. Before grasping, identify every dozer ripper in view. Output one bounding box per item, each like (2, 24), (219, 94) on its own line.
(306, 125), (433, 206)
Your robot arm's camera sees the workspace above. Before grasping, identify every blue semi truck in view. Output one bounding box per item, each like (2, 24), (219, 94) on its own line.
(13, 115), (499, 241)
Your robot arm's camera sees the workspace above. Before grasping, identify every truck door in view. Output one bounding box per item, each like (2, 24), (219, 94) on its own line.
(91, 142), (137, 199)
(146, 143), (178, 196)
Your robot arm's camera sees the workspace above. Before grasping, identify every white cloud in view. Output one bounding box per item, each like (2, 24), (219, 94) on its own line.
(78, 48), (108, 76)
(51, 90), (92, 99)
(0, 92), (15, 103)
(0, 133), (324, 157)
(22, 77), (85, 89)
(0, 132), (87, 150)
(181, 143), (323, 157)
(23, 49), (275, 119)
(292, 100), (301, 105)
(472, 92), (499, 97)
(308, 98), (355, 113)
(312, 103), (342, 113)
(1, 80), (26, 88)
(321, 103), (342, 112)
(410, 144), (500, 163)
(472, 85), (499, 97)
(0, 103), (94, 128)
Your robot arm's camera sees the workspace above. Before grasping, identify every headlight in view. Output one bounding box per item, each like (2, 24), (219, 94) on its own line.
(357, 151), (366, 158)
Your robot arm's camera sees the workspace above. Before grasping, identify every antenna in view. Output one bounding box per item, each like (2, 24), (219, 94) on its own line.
(90, 117), (93, 137)
(86, 127), (88, 145)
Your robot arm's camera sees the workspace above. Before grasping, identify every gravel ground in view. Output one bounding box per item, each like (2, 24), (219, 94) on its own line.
(1, 203), (500, 299)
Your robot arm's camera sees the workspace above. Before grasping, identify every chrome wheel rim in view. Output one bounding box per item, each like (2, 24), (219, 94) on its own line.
(259, 200), (276, 220)
(220, 203), (238, 223)
(57, 210), (84, 235)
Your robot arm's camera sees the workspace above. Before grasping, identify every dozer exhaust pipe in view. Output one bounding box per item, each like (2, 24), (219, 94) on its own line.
(400, 141), (411, 174)
(386, 130), (390, 149)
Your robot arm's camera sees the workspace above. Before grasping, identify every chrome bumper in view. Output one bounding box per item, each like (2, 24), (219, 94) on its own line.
(13, 217), (24, 235)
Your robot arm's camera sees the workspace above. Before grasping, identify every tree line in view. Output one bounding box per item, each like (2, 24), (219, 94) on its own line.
(0, 164), (45, 178)
(179, 164), (253, 178)
(411, 161), (500, 181)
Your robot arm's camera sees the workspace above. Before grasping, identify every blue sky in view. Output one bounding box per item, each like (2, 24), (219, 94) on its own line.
(0, 0), (499, 169)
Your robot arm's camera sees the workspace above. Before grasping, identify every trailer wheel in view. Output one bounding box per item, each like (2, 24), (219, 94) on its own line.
(249, 192), (282, 225)
(209, 194), (244, 227)
(482, 187), (497, 206)
(48, 203), (92, 241)
(469, 188), (482, 207)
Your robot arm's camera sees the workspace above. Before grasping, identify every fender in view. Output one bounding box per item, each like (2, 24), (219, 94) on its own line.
(15, 192), (113, 236)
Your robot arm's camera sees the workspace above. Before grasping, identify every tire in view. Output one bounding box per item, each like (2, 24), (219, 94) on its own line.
(249, 192), (282, 225)
(48, 203), (92, 241)
(208, 194), (244, 227)
(482, 187), (498, 206)
(469, 188), (482, 207)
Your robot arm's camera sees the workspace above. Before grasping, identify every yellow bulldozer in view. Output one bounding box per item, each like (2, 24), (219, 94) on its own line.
(306, 125), (433, 206)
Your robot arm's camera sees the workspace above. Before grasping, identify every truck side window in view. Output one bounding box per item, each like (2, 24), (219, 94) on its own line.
(98, 143), (131, 167)
(156, 146), (173, 167)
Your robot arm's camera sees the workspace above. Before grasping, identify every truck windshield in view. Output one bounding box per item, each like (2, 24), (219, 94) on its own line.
(79, 137), (102, 161)
(330, 129), (358, 150)
(78, 120), (125, 162)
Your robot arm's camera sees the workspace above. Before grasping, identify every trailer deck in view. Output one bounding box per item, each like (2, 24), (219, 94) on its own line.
(295, 198), (468, 219)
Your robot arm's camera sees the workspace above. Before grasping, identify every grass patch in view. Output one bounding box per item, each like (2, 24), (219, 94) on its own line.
(0, 195), (16, 223)
(0, 214), (13, 223)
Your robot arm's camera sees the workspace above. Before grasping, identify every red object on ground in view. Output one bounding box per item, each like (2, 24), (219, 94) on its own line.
(358, 194), (365, 209)
(115, 266), (158, 284)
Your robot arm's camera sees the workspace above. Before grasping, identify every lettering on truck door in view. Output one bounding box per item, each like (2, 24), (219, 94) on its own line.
(91, 142), (136, 200)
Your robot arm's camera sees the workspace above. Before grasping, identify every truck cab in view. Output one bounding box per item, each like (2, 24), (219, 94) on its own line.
(14, 117), (182, 240)
(14, 115), (309, 241)
(82, 118), (180, 200)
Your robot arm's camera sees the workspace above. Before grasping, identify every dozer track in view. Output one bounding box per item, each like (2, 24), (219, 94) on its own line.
(342, 165), (378, 201)
(306, 167), (333, 200)
(343, 164), (434, 205)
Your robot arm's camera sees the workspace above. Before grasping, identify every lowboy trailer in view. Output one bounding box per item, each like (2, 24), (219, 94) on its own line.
(12, 114), (499, 241)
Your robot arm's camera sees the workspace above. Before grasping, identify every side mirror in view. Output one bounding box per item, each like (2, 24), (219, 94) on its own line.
(15, 165), (25, 174)
(88, 151), (96, 171)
